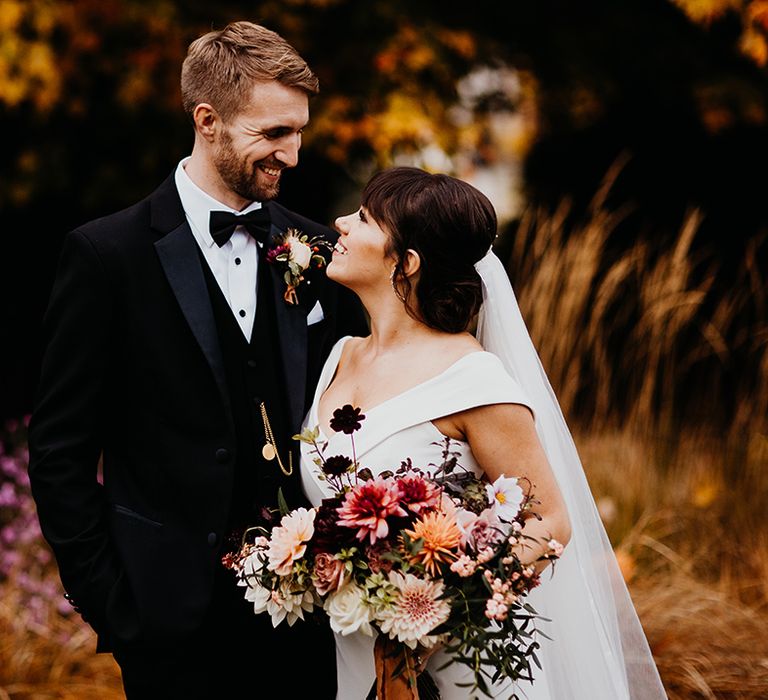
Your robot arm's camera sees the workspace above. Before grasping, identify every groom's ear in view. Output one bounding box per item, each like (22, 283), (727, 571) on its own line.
(401, 249), (421, 279)
(193, 103), (218, 142)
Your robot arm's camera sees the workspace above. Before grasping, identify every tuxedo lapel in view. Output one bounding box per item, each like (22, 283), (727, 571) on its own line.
(265, 213), (309, 432)
(151, 176), (232, 424)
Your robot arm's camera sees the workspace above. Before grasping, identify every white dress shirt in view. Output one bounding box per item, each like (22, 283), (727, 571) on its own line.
(174, 157), (261, 340)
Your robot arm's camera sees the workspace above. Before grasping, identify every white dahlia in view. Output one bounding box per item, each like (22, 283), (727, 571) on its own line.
(239, 556), (315, 627)
(377, 572), (451, 649)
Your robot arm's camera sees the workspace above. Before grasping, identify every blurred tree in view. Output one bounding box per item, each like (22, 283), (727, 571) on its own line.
(672, 0), (768, 66)
(0, 0), (192, 420)
(0, 0), (188, 212)
(2, 0), (768, 420)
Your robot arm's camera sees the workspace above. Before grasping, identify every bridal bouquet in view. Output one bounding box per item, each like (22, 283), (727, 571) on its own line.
(223, 405), (562, 697)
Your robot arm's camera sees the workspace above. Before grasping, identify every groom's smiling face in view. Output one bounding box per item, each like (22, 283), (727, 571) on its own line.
(213, 80), (309, 202)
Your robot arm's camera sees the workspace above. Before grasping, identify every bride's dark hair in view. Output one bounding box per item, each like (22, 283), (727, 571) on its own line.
(361, 167), (497, 333)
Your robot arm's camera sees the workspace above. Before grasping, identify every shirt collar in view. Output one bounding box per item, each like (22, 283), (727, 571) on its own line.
(174, 157), (263, 248)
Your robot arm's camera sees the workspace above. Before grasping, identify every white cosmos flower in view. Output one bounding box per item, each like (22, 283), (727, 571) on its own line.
(324, 582), (374, 637)
(486, 475), (524, 521)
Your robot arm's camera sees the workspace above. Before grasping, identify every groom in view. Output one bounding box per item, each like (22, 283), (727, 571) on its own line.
(28, 21), (366, 697)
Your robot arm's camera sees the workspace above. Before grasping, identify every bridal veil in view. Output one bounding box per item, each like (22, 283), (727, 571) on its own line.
(475, 249), (666, 699)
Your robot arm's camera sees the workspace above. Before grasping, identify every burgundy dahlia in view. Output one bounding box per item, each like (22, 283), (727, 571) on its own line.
(265, 244), (290, 264)
(322, 455), (353, 477)
(310, 499), (355, 554)
(396, 473), (442, 514)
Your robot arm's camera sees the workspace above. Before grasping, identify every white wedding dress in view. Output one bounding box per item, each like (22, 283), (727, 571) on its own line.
(300, 336), (555, 700)
(297, 250), (667, 699)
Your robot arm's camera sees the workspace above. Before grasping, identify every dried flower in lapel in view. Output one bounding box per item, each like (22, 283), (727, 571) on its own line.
(266, 228), (332, 305)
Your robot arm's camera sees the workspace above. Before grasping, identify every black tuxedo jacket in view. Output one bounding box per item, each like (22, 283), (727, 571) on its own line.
(28, 173), (367, 650)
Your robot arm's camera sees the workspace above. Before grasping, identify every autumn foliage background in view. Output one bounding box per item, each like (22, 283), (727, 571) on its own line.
(2, 0), (768, 698)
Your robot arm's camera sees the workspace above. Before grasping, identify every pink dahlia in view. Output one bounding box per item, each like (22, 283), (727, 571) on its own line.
(337, 477), (407, 545)
(458, 508), (506, 552)
(396, 473), (441, 514)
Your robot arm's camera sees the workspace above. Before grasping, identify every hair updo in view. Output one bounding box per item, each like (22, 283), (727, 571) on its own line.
(361, 167), (497, 333)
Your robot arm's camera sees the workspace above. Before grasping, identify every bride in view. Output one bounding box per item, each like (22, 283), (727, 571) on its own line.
(299, 167), (666, 699)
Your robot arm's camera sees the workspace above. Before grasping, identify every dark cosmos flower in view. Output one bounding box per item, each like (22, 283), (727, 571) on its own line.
(329, 404), (366, 434)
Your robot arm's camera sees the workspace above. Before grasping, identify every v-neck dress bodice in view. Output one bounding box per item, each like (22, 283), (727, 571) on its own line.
(299, 336), (553, 700)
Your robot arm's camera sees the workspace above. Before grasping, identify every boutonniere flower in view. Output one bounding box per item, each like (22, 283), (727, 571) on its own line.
(266, 228), (332, 305)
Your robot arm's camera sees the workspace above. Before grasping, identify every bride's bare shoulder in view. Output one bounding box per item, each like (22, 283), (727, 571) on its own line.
(336, 335), (366, 368)
(436, 331), (484, 358)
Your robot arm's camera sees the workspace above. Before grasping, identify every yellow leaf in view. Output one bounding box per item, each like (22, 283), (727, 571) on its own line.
(0, 0), (24, 33)
(671, 0), (740, 24)
(740, 27), (768, 66)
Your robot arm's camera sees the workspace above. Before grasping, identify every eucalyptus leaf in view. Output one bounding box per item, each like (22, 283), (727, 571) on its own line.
(277, 488), (290, 517)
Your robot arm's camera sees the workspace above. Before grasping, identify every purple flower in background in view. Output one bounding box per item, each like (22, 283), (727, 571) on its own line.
(0, 456), (21, 479)
(1, 549), (21, 576)
(1, 526), (17, 546)
(0, 415), (67, 621)
(0, 481), (15, 507)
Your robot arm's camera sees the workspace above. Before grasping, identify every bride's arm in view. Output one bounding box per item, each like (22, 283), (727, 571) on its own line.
(437, 403), (572, 570)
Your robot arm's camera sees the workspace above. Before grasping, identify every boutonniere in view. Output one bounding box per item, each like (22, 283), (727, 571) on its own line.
(265, 228), (332, 305)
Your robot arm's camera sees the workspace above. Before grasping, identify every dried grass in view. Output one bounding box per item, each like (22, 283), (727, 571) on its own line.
(3, 436), (765, 699)
(3, 172), (766, 697)
(580, 430), (768, 699)
(0, 584), (122, 699)
(508, 164), (767, 438)
(633, 574), (768, 700)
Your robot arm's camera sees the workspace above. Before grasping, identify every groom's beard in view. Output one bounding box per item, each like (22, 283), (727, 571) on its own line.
(213, 131), (281, 202)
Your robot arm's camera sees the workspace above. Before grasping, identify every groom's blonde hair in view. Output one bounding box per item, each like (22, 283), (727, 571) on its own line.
(181, 21), (319, 122)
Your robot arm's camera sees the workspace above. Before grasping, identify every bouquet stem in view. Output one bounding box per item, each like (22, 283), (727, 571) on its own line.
(374, 636), (420, 700)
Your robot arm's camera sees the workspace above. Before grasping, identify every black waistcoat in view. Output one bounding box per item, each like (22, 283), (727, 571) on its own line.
(199, 250), (293, 534)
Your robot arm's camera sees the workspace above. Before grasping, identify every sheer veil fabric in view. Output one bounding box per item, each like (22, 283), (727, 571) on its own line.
(474, 250), (666, 699)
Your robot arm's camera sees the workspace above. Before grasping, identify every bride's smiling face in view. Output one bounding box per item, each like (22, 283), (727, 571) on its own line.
(328, 207), (395, 290)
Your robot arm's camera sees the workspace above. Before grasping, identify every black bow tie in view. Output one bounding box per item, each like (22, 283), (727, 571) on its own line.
(209, 207), (271, 247)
